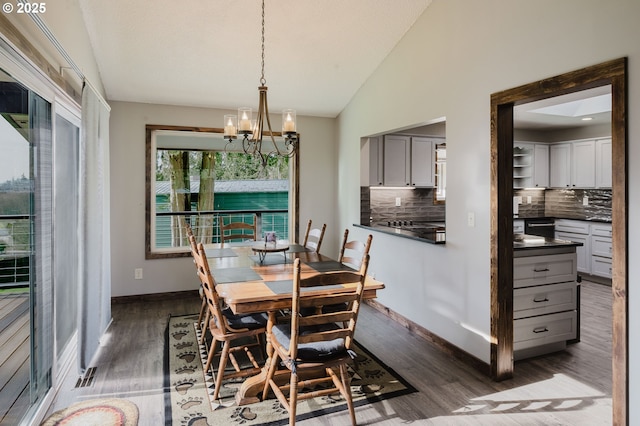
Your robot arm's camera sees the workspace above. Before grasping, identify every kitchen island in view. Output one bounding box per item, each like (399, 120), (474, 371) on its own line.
(513, 234), (583, 360)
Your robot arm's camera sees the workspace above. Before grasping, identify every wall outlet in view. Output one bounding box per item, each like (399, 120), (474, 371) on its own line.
(467, 212), (475, 227)
(583, 196), (589, 206)
(134, 268), (143, 280)
(527, 196), (532, 204)
(395, 197), (401, 207)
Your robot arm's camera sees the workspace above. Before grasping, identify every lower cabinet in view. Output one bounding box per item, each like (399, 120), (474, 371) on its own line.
(513, 250), (579, 360)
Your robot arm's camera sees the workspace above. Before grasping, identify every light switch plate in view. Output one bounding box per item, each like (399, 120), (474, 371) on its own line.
(395, 197), (401, 207)
(583, 196), (589, 206)
(467, 212), (475, 227)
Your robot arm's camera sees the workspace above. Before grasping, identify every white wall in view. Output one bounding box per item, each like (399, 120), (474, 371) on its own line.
(109, 101), (338, 297)
(337, 0), (639, 421)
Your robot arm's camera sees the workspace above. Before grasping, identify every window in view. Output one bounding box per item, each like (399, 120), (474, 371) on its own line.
(145, 125), (299, 258)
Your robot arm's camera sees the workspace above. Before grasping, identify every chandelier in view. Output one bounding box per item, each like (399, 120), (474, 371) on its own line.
(223, 0), (298, 166)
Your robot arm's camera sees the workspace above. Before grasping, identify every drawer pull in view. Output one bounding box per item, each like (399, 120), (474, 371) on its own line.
(533, 297), (549, 303)
(533, 327), (549, 334)
(533, 268), (550, 272)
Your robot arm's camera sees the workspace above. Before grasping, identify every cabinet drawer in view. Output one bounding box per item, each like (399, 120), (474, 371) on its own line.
(514, 282), (577, 320)
(555, 219), (589, 235)
(591, 235), (612, 258)
(591, 256), (612, 278)
(514, 310), (577, 350)
(590, 223), (612, 237)
(514, 253), (577, 288)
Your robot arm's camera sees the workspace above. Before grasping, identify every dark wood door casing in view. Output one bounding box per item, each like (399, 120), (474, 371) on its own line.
(490, 58), (627, 424)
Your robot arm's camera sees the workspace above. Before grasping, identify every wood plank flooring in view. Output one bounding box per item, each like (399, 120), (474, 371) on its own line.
(0, 292), (30, 426)
(46, 281), (613, 425)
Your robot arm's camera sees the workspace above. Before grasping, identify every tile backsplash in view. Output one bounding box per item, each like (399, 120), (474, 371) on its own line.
(361, 187), (445, 225)
(514, 188), (612, 221)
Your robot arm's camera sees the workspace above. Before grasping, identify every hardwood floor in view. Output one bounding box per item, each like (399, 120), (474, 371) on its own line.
(46, 281), (612, 425)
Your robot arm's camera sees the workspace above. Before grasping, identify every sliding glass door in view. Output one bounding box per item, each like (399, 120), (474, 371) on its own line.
(0, 61), (80, 424)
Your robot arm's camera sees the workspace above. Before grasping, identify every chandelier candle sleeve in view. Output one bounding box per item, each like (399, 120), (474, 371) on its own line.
(238, 108), (252, 132)
(282, 109), (296, 133)
(224, 115), (237, 138)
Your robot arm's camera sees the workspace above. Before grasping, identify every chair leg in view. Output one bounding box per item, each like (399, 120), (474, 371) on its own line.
(212, 342), (231, 401)
(339, 364), (356, 426)
(289, 368), (298, 426)
(204, 337), (218, 374)
(199, 311), (210, 344)
(197, 296), (206, 325)
(261, 352), (280, 401)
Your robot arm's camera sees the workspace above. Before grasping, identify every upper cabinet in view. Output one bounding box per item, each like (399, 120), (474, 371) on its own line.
(382, 135), (436, 187)
(514, 142), (549, 188)
(571, 140), (596, 188)
(383, 135), (411, 186)
(595, 138), (612, 188)
(548, 139), (610, 189)
(549, 143), (571, 188)
(410, 137), (436, 187)
(368, 137), (384, 186)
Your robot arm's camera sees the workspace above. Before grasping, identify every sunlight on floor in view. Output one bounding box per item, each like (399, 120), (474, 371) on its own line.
(449, 373), (611, 422)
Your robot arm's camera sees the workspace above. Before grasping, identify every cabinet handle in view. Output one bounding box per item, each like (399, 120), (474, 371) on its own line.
(533, 268), (550, 272)
(533, 327), (549, 334)
(533, 297), (549, 303)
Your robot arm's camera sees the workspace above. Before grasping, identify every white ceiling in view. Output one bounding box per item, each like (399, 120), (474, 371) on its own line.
(514, 85), (612, 131)
(77, 0), (431, 118)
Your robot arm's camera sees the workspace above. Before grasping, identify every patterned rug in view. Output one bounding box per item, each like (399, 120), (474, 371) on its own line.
(164, 314), (416, 425)
(41, 398), (139, 425)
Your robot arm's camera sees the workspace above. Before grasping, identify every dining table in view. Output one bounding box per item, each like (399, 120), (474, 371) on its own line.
(204, 240), (385, 405)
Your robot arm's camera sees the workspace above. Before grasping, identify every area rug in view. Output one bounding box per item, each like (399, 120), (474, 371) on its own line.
(41, 398), (139, 425)
(164, 314), (416, 425)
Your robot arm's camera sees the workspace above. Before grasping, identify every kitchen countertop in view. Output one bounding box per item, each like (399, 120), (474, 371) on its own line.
(354, 223), (445, 244)
(513, 233), (583, 252)
(514, 216), (612, 223)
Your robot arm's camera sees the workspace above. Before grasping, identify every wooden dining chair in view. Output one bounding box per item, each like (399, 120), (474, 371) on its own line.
(192, 242), (268, 401)
(262, 255), (370, 426)
(220, 214), (257, 246)
(339, 229), (373, 270)
(302, 219), (326, 253)
(185, 223), (210, 339)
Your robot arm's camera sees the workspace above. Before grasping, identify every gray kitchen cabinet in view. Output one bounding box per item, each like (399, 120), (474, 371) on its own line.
(368, 137), (384, 186)
(595, 138), (612, 188)
(533, 144), (549, 188)
(410, 137), (435, 187)
(383, 135), (411, 186)
(513, 249), (579, 360)
(548, 138), (610, 189)
(383, 135), (436, 187)
(549, 143), (571, 188)
(555, 219), (591, 274)
(514, 142), (549, 189)
(590, 222), (612, 279)
(571, 140), (596, 188)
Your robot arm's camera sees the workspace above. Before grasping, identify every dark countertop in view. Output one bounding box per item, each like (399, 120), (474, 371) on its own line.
(354, 224), (445, 244)
(513, 233), (583, 251)
(514, 216), (612, 223)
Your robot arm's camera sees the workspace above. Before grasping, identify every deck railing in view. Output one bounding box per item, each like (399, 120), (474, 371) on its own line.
(0, 215), (31, 288)
(155, 209), (289, 248)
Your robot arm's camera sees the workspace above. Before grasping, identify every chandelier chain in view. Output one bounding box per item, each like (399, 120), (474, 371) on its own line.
(260, 0), (266, 86)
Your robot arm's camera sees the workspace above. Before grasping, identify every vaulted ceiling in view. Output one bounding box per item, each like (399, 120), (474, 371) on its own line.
(78, 0), (432, 118)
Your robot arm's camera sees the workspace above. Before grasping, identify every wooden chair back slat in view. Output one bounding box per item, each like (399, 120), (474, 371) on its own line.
(220, 215), (257, 245)
(338, 230), (373, 271)
(289, 255), (369, 359)
(302, 219), (326, 252)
